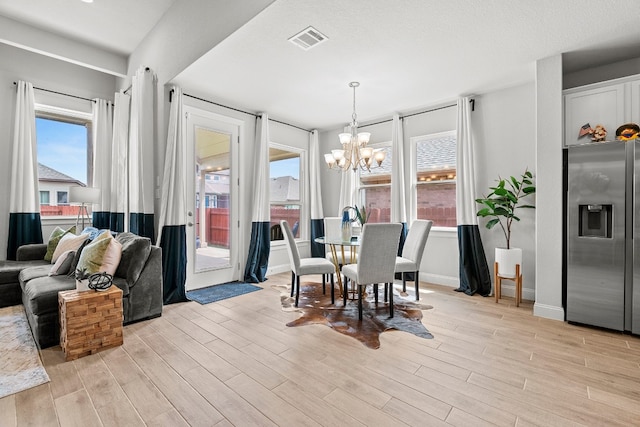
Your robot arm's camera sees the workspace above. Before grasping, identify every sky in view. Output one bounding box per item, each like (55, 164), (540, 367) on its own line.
(36, 117), (87, 185)
(36, 116), (298, 185)
(270, 157), (299, 179)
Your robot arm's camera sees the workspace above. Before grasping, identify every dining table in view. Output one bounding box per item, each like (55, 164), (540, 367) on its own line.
(314, 236), (360, 297)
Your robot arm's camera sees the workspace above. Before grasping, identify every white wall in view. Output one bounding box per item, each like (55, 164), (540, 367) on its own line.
(0, 43), (116, 260)
(474, 82), (537, 300)
(535, 54), (565, 320)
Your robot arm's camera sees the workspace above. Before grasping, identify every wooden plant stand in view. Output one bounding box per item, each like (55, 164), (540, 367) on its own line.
(59, 286), (123, 361)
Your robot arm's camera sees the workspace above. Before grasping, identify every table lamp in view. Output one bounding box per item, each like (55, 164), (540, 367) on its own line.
(69, 186), (101, 231)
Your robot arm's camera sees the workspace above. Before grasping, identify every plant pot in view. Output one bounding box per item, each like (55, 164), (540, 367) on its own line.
(76, 279), (90, 292)
(495, 247), (522, 278)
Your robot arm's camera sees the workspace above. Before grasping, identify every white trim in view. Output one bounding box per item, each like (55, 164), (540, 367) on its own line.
(533, 303), (565, 321)
(421, 272), (459, 288)
(35, 103), (93, 120)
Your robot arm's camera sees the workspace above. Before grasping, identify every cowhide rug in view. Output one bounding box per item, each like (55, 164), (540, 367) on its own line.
(276, 281), (433, 349)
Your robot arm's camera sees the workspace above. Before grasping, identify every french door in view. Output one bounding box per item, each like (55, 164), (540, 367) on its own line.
(184, 106), (241, 290)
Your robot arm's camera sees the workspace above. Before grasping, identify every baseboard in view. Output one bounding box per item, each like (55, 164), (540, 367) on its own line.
(421, 272), (459, 288)
(495, 283), (535, 302)
(267, 264), (291, 276)
(533, 303), (565, 321)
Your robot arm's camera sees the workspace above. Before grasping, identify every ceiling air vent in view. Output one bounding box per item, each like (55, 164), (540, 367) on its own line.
(288, 26), (328, 50)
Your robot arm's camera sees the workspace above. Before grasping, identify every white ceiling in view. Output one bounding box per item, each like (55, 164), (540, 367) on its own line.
(0, 0), (174, 55)
(2, 0), (640, 131)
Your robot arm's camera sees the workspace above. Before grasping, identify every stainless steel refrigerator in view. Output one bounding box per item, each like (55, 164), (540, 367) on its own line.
(567, 139), (640, 333)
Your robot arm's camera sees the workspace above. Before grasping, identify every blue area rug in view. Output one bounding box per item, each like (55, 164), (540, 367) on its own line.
(187, 282), (262, 304)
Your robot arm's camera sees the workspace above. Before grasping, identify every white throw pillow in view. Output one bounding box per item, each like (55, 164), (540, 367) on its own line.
(49, 250), (75, 276)
(51, 233), (89, 263)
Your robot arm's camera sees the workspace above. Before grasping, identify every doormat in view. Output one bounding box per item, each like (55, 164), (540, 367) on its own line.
(0, 305), (50, 399)
(187, 282), (262, 304)
(275, 281), (434, 349)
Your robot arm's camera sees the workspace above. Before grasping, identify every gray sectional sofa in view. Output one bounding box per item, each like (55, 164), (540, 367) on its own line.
(0, 232), (163, 349)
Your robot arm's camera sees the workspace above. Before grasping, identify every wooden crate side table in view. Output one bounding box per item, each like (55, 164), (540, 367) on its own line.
(59, 286), (123, 361)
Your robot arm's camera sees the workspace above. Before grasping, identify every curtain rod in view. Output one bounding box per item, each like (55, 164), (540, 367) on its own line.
(177, 91), (312, 133)
(13, 81), (95, 103)
(358, 99), (474, 129)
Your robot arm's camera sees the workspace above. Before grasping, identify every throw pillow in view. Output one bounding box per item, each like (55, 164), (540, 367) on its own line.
(68, 239), (91, 278)
(76, 233), (123, 277)
(51, 233), (89, 263)
(44, 225), (76, 262)
(115, 232), (152, 284)
(80, 227), (113, 241)
(49, 250), (75, 276)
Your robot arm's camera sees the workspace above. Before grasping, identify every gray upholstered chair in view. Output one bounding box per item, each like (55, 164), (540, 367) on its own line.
(395, 220), (432, 301)
(281, 220), (336, 307)
(341, 223), (402, 320)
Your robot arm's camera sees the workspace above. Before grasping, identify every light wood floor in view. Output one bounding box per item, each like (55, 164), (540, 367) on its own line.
(2, 273), (640, 426)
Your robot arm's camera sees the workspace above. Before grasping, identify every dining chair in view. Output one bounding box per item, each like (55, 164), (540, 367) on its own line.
(280, 220), (336, 307)
(341, 223), (402, 320)
(395, 220), (432, 301)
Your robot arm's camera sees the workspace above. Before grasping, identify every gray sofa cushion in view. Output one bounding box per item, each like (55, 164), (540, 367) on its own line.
(21, 272), (75, 316)
(0, 260), (48, 284)
(115, 232), (152, 285)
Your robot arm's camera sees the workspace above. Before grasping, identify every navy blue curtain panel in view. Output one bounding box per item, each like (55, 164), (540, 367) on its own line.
(160, 225), (187, 304)
(130, 213), (155, 240)
(7, 213), (43, 260)
(310, 218), (324, 258)
(456, 225), (491, 296)
(397, 222), (407, 256)
(244, 221), (270, 283)
(92, 212), (125, 233)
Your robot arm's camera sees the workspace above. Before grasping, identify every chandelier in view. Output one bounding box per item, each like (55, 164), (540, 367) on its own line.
(324, 82), (385, 172)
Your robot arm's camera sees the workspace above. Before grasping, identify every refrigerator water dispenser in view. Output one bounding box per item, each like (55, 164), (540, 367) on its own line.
(578, 204), (612, 238)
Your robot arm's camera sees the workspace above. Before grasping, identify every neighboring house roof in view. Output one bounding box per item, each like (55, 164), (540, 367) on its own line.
(204, 180), (229, 195)
(38, 163), (84, 186)
(271, 176), (299, 202)
(361, 134), (456, 178)
(416, 134), (456, 171)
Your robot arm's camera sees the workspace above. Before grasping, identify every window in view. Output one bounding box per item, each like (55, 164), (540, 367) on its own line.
(39, 191), (50, 205)
(57, 191), (68, 205)
(36, 108), (92, 217)
(358, 143), (392, 223)
(269, 145), (302, 240)
(414, 131), (457, 227)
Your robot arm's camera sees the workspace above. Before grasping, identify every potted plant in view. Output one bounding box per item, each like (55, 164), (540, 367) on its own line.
(475, 168), (536, 276)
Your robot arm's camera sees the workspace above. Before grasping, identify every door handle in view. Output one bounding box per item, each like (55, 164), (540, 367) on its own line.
(188, 222), (193, 227)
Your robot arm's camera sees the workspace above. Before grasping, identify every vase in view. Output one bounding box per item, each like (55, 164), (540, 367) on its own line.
(495, 247), (522, 278)
(341, 221), (352, 242)
(341, 210), (352, 241)
(76, 279), (90, 292)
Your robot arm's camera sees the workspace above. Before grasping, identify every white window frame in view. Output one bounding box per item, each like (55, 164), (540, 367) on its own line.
(35, 104), (93, 221)
(410, 130), (457, 229)
(269, 142), (307, 243)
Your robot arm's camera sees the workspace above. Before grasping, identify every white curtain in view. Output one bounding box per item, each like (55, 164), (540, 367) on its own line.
(244, 114), (271, 282)
(309, 130), (325, 257)
(158, 86), (188, 303)
(8, 80), (42, 259)
(91, 98), (113, 227)
(390, 113), (408, 251)
(111, 91), (131, 231)
(456, 96), (491, 296)
(128, 66), (156, 239)
(338, 165), (357, 215)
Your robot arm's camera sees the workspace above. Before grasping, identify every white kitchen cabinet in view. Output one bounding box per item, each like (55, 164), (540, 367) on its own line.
(563, 83), (625, 146)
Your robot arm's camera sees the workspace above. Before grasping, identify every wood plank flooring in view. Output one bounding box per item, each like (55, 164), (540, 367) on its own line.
(2, 273), (640, 426)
